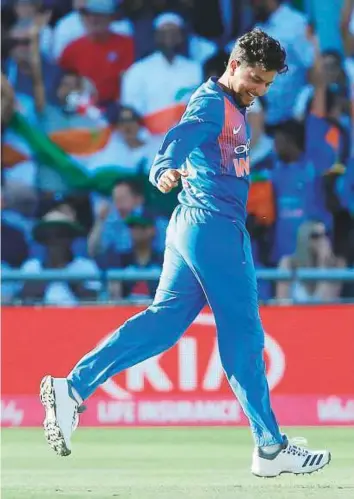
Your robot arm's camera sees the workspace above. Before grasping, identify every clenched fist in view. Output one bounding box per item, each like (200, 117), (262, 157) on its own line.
(157, 168), (189, 194)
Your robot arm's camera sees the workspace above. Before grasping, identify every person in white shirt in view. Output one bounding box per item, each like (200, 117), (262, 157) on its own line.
(95, 106), (160, 177)
(121, 12), (202, 136)
(52, 0), (133, 60)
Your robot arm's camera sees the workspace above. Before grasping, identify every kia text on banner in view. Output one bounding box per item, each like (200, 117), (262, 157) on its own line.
(1, 305), (354, 427)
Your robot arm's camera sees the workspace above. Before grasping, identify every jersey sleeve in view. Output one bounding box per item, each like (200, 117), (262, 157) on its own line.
(149, 93), (223, 186)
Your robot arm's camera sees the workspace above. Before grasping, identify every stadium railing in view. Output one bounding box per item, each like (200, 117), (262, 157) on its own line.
(2, 267), (354, 304)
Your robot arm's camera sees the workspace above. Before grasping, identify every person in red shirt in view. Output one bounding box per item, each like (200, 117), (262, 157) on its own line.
(59, 0), (134, 104)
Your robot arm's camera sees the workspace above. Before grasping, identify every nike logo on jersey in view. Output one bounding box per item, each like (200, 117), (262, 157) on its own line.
(233, 124), (242, 135)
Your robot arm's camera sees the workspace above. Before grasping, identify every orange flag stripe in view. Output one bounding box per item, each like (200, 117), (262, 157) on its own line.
(143, 104), (187, 135)
(50, 127), (113, 155)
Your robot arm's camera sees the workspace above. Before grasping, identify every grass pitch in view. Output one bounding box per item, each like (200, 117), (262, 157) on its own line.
(1, 427), (354, 499)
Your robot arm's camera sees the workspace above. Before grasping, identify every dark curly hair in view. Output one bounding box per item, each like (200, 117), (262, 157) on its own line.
(229, 28), (288, 74)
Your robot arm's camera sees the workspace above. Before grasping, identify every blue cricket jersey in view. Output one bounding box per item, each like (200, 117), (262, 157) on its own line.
(149, 77), (251, 223)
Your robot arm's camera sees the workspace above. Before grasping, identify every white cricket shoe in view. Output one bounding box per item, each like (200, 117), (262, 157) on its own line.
(251, 438), (331, 477)
(40, 376), (83, 457)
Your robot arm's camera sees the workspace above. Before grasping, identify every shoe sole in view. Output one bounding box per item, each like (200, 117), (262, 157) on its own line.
(40, 375), (71, 457)
(252, 452), (331, 478)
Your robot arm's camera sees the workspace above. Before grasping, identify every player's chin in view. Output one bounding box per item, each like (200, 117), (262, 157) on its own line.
(241, 92), (256, 106)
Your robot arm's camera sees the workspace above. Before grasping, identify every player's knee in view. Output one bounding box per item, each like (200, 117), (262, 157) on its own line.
(220, 341), (265, 380)
(143, 305), (187, 347)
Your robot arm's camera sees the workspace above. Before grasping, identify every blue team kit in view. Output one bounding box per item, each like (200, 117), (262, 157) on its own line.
(68, 78), (283, 447)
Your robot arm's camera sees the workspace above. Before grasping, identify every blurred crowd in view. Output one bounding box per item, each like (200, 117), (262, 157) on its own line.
(1, 0), (354, 305)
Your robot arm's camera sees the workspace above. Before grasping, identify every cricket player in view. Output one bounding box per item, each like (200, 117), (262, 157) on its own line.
(41, 29), (331, 477)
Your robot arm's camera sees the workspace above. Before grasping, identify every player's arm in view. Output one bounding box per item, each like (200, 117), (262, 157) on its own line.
(149, 96), (222, 193)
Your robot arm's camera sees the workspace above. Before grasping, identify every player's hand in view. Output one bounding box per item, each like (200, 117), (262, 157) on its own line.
(157, 168), (189, 194)
(315, 237), (333, 267)
(96, 201), (111, 221)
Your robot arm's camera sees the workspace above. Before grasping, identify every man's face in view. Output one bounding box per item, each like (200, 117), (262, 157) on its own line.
(117, 119), (140, 142)
(228, 60), (276, 106)
(322, 54), (341, 84)
(15, 1), (37, 20)
(57, 74), (82, 104)
(155, 23), (184, 55)
(9, 27), (31, 65)
(82, 12), (111, 38)
(130, 225), (155, 246)
(113, 184), (142, 218)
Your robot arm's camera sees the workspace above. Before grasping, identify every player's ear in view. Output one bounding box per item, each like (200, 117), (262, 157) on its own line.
(229, 59), (239, 75)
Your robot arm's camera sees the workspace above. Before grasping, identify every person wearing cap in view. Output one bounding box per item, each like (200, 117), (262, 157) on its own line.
(19, 206), (101, 305)
(59, 0), (134, 104)
(52, 0), (133, 60)
(104, 212), (163, 301)
(121, 12), (202, 135)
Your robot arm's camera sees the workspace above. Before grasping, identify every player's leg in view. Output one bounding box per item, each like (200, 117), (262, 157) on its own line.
(40, 232), (206, 456)
(175, 207), (330, 476)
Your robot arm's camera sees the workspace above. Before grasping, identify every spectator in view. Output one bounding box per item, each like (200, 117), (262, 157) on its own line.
(4, 19), (58, 113)
(293, 50), (350, 122)
(121, 12), (202, 136)
(52, 0), (133, 60)
(246, 99), (276, 267)
(1, 181), (38, 243)
(343, 1), (354, 76)
(38, 70), (100, 132)
(1, 181), (29, 305)
(59, 0), (134, 104)
(271, 119), (315, 263)
(96, 105), (160, 176)
(239, 0), (314, 127)
(276, 220), (346, 301)
(2, 19), (57, 188)
(105, 213), (163, 301)
(13, 0), (53, 58)
(303, 36), (351, 231)
(88, 179), (168, 259)
(20, 207), (100, 305)
(248, 99), (274, 169)
(1, 219), (29, 269)
(341, 0), (354, 151)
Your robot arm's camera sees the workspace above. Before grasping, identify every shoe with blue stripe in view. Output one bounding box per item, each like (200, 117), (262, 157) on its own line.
(251, 437), (331, 477)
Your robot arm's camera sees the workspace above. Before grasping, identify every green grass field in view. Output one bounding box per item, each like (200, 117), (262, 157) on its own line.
(1, 427), (354, 499)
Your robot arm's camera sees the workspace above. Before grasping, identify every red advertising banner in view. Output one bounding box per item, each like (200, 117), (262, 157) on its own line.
(1, 305), (354, 427)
